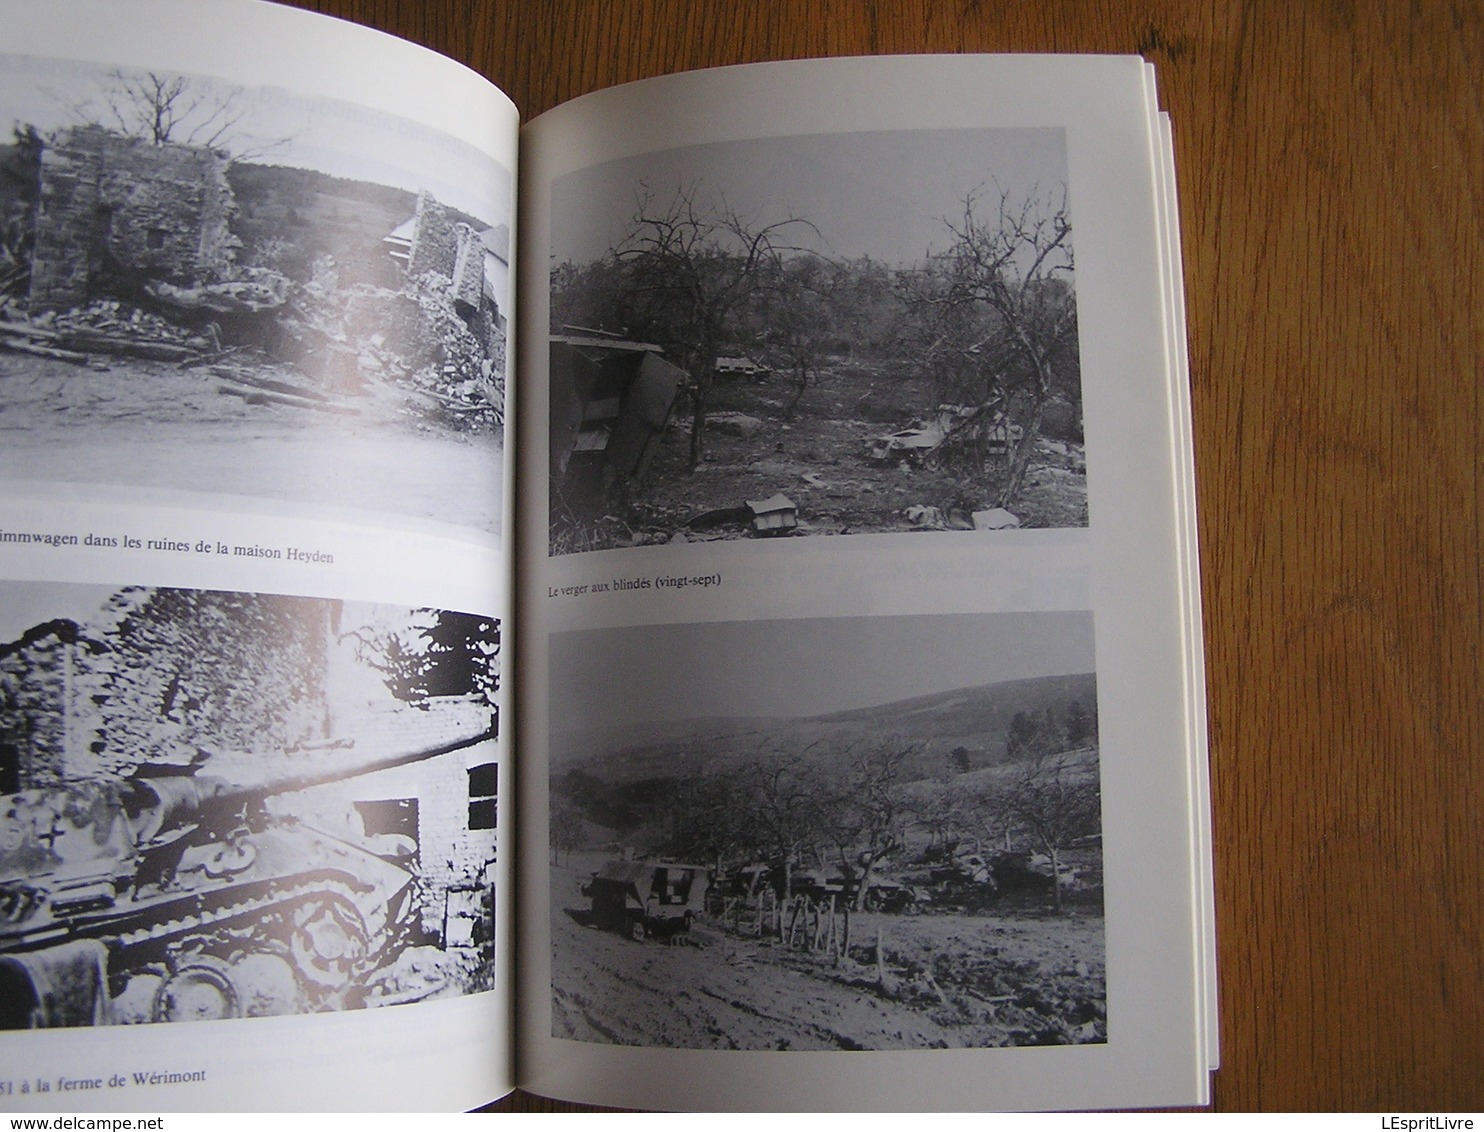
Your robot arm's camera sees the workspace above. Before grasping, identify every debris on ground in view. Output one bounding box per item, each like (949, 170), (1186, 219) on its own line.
(972, 508), (1021, 530)
(0, 300), (213, 364)
(746, 493), (798, 535)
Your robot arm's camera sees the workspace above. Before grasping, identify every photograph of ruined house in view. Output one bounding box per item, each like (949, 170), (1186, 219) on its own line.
(0, 56), (510, 531)
(0, 583), (501, 1029)
(548, 129), (1085, 554)
(547, 611), (1105, 1051)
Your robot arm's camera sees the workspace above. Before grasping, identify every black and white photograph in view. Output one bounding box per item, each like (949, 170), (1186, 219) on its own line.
(547, 611), (1104, 1050)
(0, 55), (510, 530)
(0, 583), (500, 1028)
(549, 129), (1085, 555)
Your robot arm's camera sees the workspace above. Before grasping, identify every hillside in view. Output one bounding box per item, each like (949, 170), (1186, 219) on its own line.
(552, 671), (1098, 786)
(227, 162), (415, 289)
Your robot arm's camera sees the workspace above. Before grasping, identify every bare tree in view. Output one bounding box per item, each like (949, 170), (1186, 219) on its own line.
(971, 783), (1021, 855)
(611, 186), (815, 467)
(71, 68), (284, 159)
(754, 253), (835, 419)
(747, 750), (824, 909)
(908, 184), (1078, 507)
(550, 803), (584, 866)
(820, 740), (916, 911)
(907, 778), (965, 855)
(1008, 750), (1100, 912)
(661, 762), (757, 877)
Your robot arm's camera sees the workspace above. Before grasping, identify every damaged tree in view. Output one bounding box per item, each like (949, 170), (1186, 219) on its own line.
(609, 187), (815, 468)
(70, 68), (283, 159)
(907, 185), (1079, 508)
(1008, 750), (1101, 913)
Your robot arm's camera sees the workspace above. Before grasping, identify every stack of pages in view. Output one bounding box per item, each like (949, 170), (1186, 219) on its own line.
(0, 0), (1215, 1112)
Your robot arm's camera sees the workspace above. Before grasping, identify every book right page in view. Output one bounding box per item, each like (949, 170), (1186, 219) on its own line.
(515, 54), (1208, 1111)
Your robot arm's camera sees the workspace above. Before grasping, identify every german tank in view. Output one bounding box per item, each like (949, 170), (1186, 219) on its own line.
(0, 730), (492, 1028)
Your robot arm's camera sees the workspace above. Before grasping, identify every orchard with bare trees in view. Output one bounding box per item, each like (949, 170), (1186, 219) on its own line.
(549, 157), (1086, 552)
(548, 669), (1106, 1051)
(551, 675), (1103, 924)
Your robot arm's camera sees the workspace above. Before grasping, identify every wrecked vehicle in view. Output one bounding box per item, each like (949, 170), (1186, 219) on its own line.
(145, 272), (288, 315)
(858, 877), (926, 914)
(790, 868), (924, 914)
(929, 852), (995, 886)
(868, 419), (952, 463)
(549, 332), (686, 485)
(710, 862), (772, 906)
(788, 867), (848, 904)
(583, 860), (709, 942)
(867, 404), (1024, 468)
(921, 851), (1004, 907)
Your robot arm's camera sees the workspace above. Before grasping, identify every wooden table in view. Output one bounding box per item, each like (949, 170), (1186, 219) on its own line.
(286, 0), (1484, 1112)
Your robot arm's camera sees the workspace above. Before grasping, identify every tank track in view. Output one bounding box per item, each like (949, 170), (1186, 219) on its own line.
(110, 874), (371, 956)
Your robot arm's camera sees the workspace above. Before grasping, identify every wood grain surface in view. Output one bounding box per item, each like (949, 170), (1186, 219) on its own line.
(281, 0), (1484, 1112)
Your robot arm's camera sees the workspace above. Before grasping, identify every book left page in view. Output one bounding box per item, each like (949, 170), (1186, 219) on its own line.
(0, 0), (517, 1111)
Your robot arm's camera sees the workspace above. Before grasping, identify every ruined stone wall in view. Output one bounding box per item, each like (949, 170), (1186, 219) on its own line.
(77, 589), (330, 780)
(0, 623), (83, 789)
(394, 192), (504, 404)
(0, 593), (335, 789)
(27, 131), (102, 312)
(404, 191), (458, 281)
(29, 125), (236, 311)
(450, 225), (485, 315)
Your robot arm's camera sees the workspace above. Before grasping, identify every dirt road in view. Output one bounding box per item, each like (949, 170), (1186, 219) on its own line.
(549, 864), (1106, 1051)
(0, 354), (502, 531)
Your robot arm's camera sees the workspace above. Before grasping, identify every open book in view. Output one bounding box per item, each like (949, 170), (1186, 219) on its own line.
(0, 0), (1214, 1113)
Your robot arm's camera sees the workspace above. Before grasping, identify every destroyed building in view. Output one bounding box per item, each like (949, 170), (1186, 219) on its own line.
(385, 190), (508, 356)
(27, 125), (237, 311)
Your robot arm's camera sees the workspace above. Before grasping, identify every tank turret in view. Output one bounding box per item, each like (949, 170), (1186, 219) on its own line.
(0, 728), (494, 1028)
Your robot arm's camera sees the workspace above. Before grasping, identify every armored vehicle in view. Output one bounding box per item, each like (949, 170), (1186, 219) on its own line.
(582, 860), (708, 942)
(858, 877), (926, 914)
(0, 730), (492, 1028)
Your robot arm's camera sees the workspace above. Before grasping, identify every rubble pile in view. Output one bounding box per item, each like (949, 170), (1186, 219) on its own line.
(406, 272), (503, 423)
(0, 298), (211, 363)
(271, 275), (501, 428)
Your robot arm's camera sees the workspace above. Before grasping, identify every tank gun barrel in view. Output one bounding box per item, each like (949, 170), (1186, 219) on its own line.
(212, 725), (498, 805)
